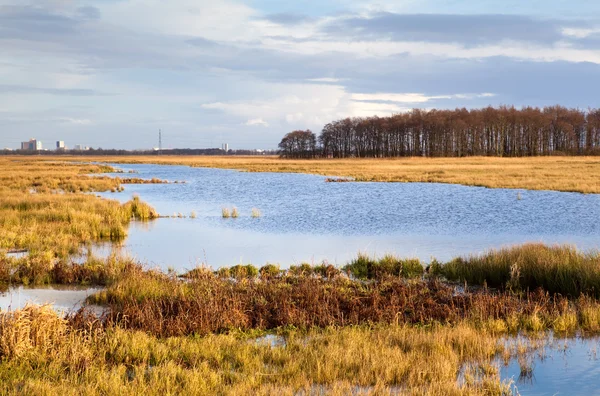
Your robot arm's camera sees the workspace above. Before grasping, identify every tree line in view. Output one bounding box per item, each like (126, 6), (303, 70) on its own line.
(278, 106), (600, 158)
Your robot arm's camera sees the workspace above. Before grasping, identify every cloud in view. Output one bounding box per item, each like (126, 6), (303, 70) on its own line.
(0, 84), (108, 96)
(245, 118), (269, 127)
(307, 77), (342, 83)
(1, 1), (600, 149)
(263, 13), (313, 26)
(322, 13), (572, 45)
(76, 6), (100, 21)
(57, 117), (92, 125)
(351, 92), (495, 104)
(562, 27), (600, 39)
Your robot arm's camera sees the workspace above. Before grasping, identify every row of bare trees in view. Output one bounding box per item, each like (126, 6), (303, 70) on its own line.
(279, 106), (600, 158)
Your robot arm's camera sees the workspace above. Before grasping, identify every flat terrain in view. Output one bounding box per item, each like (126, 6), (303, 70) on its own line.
(3, 156), (600, 393)
(45, 155), (600, 194)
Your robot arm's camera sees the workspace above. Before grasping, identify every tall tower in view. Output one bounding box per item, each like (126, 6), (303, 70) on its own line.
(158, 129), (162, 155)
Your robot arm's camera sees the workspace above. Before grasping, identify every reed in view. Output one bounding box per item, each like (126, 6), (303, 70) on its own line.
(231, 207), (239, 218)
(221, 208), (231, 218)
(439, 243), (600, 297)
(251, 208), (261, 218)
(344, 253), (424, 279)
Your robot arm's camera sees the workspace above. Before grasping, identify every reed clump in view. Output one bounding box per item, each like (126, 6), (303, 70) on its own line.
(344, 253), (424, 280)
(0, 304), (66, 359)
(221, 207), (231, 218)
(439, 243), (600, 298)
(251, 208), (261, 218)
(85, 264), (600, 338)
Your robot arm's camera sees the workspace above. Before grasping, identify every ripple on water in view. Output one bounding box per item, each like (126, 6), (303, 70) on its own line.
(93, 163), (600, 270)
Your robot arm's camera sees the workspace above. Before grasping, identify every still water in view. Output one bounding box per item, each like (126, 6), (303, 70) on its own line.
(0, 285), (102, 313)
(95, 163), (600, 270)
(502, 335), (600, 395)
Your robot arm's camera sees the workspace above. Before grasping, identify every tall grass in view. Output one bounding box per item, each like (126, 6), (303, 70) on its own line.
(440, 244), (600, 297)
(344, 253), (424, 279)
(0, 158), (158, 284)
(0, 305), (516, 395)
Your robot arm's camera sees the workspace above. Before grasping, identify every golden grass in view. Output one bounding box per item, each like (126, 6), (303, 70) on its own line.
(26, 154), (600, 194)
(0, 304), (518, 395)
(0, 158), (157, 284)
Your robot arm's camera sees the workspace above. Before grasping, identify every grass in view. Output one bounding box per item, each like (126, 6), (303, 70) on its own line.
(344, 252), (424, 280)
(251, 208), (261, 218)
(3, 156), (600, 393)
(438, 243), (600, 298)
(0, 305), (517, 395)
(0, 158), (157, 285)
(35, 154), (600, 194)
(83, 257), (600, 338)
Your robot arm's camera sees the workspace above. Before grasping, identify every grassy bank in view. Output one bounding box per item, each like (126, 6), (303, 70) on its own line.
(0, 158), (157, 285)
(38, 154), (600, 194)
(86, 257), (600, 337)
(438, 243), (600, 298)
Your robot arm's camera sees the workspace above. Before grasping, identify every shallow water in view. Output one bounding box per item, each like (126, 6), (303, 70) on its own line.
(0, 285), (102, 314)
(94, 163), (600, 270)
(501, 336), (600, 395)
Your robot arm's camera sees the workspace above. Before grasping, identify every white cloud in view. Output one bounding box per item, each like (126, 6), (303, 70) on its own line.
(260, 37), (600, 64)
(562, 27), (600, 39)
(352, 92), (495, 103)
(57, 117), (92, 125)
(245, 118), (269, 127)
(201, 82), (490, 128)
(307, 77), (343, 83)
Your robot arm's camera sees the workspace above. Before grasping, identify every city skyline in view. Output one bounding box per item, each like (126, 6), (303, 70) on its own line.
(1, 1), (600, 149)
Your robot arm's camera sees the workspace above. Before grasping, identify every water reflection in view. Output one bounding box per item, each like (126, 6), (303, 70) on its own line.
(94, 163), (600, 270)
(502, 336), (600, 395)
(0, 285), (102, 314)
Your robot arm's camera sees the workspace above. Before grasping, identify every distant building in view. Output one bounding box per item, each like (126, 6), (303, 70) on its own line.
(21, 138), (42, 151)
(56, 141), (65, 150)
(222, 143), (229, 152)
(74, 145), (89, 151)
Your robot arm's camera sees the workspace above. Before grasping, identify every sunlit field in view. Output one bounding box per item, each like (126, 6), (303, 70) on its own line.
(2, 157), (600, 394)
(42, 154), (600, 194)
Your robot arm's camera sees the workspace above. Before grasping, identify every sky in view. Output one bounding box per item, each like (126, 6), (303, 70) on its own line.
(1, 1), (600, 150)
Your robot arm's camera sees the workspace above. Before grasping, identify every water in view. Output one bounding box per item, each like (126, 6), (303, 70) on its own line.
(501, 336), (600, 395)
(94, 163), (600, 270)
(0, 285), (102, 314)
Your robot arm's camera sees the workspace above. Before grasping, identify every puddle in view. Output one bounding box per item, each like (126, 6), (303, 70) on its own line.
(253, 334), (287, 347)
(4, 249), (29, 259)
(0, 285), (103, 314)
(500, 335), (600, 395)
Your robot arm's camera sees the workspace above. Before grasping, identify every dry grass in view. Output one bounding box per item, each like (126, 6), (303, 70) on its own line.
(36, 154), (600, 194)
(0, 158), (157, 285)
(0, 304), (517, 395)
